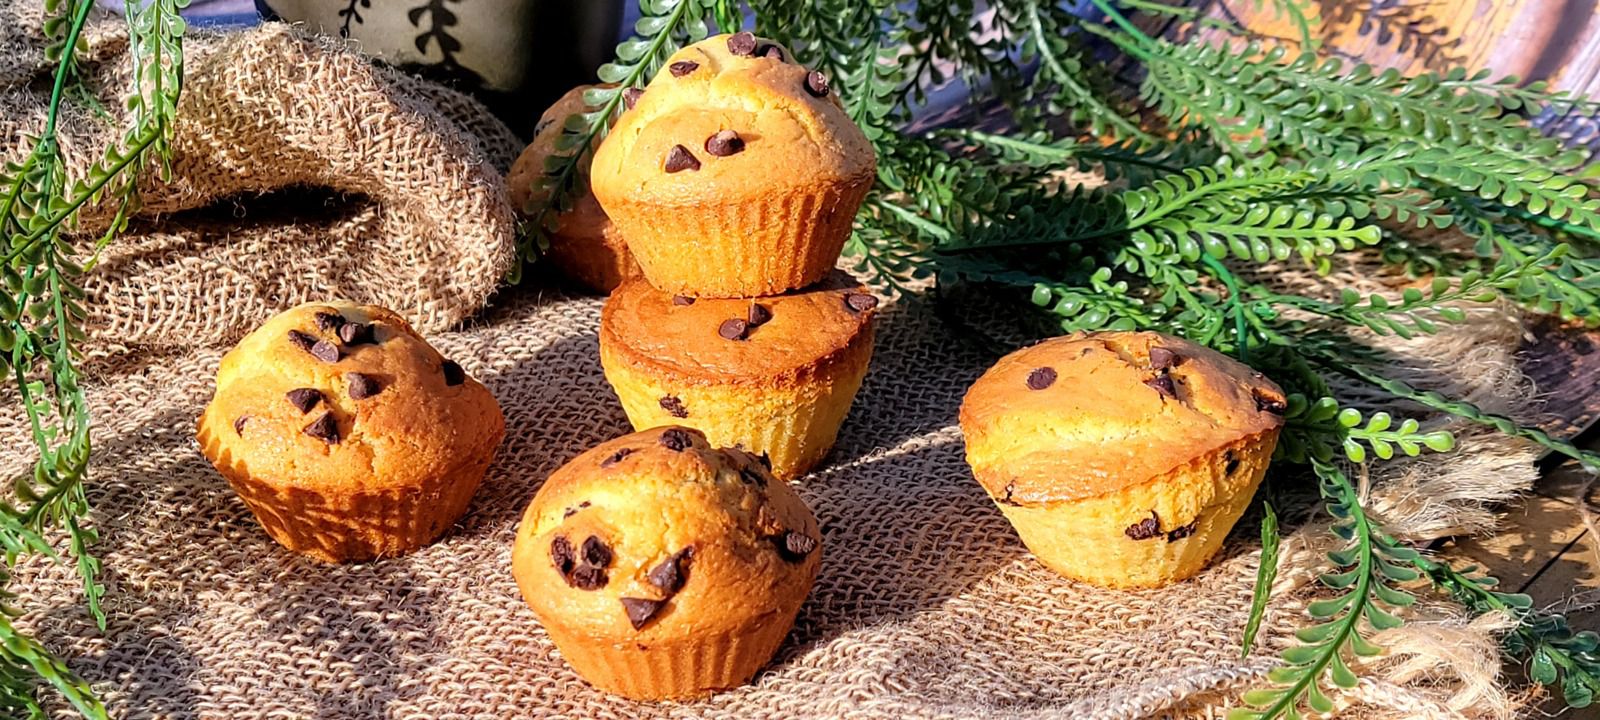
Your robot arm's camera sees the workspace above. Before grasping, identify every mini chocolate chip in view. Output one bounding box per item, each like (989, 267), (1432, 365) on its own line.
(1148, 346), (1181, 370)
(233, 416), (250, 435)
(338, 322), (376, 346)
(727, 31), (757, 56)
(285, 388), (322, 413)
(671, 295), (695, 306)
(757, 43), (784, 61)
(442, 360), (466, 386)
(705, 130), (745, 157)
(659, 428), (693, 451)
(347, 372), (381, 400)
(309, 340), (341, 364)
(774, 531), (817, 562)
(665, 144), (701, 173)
(659, 395), (689, 418)
(669, 60), (699, 77)
(1026, 367), (1057, 390)
(287, 330), (317, 352)
(1125, 511), (1162, 540)
(647, 548), (694, 595)
(602, 447), (636, 467)
(570, 565), (608, 590)
(622, 87), (644, 109)
(302, 412), (339, 444)
(1224, 450), (1240, 476)
(718, 318), (749, 341)
(551, 536), (576, 575)
(621, 597), (665, 630)
(562, 502), (591, 519)
(1145, 373), (1177, 399)
(746, 302), (771, 327)
(581, 536), (613, 567)
(314, 311), (345, 332)
(804, 70), (830, 97)
(1253, 388), (1287, 415)
(1167, 520), (1199, 542)
(843, 292), (878, 313)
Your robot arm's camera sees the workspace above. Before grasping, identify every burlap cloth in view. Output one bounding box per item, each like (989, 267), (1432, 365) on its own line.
(2, 8), (1554, 720)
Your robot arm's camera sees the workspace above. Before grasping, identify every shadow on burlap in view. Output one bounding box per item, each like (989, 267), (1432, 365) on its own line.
(0, 6), (1551, 720)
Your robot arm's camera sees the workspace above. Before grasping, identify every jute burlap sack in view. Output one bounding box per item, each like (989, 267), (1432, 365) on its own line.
(0, 5), (520, 355)
(2, 7), (1553, 720)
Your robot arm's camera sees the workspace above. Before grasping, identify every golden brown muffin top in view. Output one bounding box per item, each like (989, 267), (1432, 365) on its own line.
(198, 302), (504, 494)
(507, 84), (611, 233)
(601, 270), (878, 382)
(590, 32), (876, 204)
(960, 332), (1286, 504)
(512, 426), (820, 640)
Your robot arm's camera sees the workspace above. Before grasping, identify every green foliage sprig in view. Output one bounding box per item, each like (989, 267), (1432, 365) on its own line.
(531, 0), (1600, 715)
(1, 0), (187, 715)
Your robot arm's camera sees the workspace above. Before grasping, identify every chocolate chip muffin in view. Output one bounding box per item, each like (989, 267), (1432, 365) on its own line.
(197, 302), (505, 562)
(599, 271), (877, 480)
(959, 332), (1286, 588)
(511, 426), (821, 700)
(590, 31), (876, 297)
(507, 84), (640, 293)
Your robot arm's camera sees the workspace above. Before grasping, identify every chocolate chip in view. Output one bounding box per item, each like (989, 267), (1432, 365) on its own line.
(746, 302), (771, 327)
(671, 295), (695, 306)
(233, 416), (249, 435)
(621, 597), (665, 630)
(647, 547), (693, 595)
(1253, 388), (1287, 415)
(1224, 450), (1240, 476)
(669, 60), (699, 77)
(804, 70), (830, 97)
(302, 412), (339, 444)
(773, 531), (817, 562)
(843, 292), (878, 313)
(551, 536), (576, 575)
(659, 395), (689, 418)
(285, 388), (322, 413)
(1025, 367), (1056, 390)
(1167, 519), (1199, 542)
(622, 87), (644, 109)
(314, 311), (345, 332)
(602, 447), (636, 467)
(570, 564), (608, 590)
(287, 330), (317, 352)
(442, 360), (466, 386)
(727, 31), (757, 56)
(705, 130), (745, 157)
(718, 318), (749, 341)
(665, 144), (701, 173)
(1145, 373), (1177, 399)
(338, 322), (375, 346)
(757, 452), (772, 470)
(659, 428), (693, 451)
(309, 340), (341, 364)
(739, 466), (769, 488)
(757, 44), (784, 61)
(581, 536), (613, 568)
(1148, 346), (1181, 370)
(563, 501), (591, 519)
(347, 372), (381, 400)
(1125, 511), (1161, 540)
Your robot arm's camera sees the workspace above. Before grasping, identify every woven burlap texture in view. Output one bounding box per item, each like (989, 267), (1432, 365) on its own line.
(3, 8), (1551, 720)
(0, 5), (521, 355)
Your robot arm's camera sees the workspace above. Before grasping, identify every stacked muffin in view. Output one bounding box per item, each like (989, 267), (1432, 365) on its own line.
(589, 31), (880, 481)
(511, 32), (876, 701)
